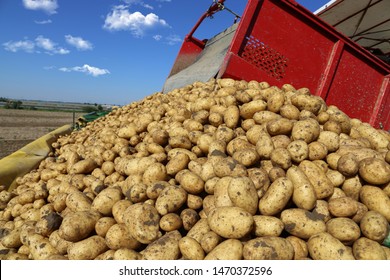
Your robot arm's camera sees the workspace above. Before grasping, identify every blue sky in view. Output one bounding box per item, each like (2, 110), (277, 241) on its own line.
(0, 0), (331, 105)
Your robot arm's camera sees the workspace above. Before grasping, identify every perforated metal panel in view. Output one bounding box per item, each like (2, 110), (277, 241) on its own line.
(240, 35), (288, 80)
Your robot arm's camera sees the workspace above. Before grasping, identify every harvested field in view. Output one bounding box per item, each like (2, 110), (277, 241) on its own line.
(0, 109), (83, 159)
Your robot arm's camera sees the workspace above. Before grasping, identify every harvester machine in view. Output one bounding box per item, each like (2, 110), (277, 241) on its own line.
(163, 0), (390, 130)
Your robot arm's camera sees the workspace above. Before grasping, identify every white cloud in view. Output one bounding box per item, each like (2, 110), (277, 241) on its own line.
(143, 3), (153, 9)
(65, 35), (93, 51)
(59, 64), (110, 77)
(103, 5), (168, 37)
(3, 40), (35, 53)
(166, 34), (182, 45)
(3, 36), (69, 55)
(122, 0), (154, 9)
(35, 35), (69, 54)
(34, 19), (52, 24)
(153, 34), (162, 41)
(23, 0), (58, 15)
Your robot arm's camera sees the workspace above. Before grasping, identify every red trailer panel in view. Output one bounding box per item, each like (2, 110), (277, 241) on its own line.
(220, 0), (390, 130)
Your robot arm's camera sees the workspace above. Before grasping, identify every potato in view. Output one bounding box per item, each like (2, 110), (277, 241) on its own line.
(179, 236), (205, 260)
(180, 208), (199, 231)
(18, 190), (35, 205)
(240, 99), (267, 119)
(204, 239), (243, 260)
(233, 148), (259, 167)
(227, 177), (258, 215)
(291, 118), (320, 144)
(323, 120), (341, 133)
(68, 235), (108, 260)
(112, 200), (132, 224)
(352, 237), (387, 260)
(243, 237), (294, 260)
(166, 153), (190, 176)
(253, 215), (284, 237)
(95, 217), (116, 237)
(356, 123), (389, 150)
(1, 227), (22, 248)
(360, 211), (389, 242)
(266, 118), (293, 136)
(336, 145), (381, 161)
(326, 169), (345, 188)
(58, 210), (101, 242)
(285, 236), (308, 259)
(207, 206), (253, 239)
(352, 202), (369, 223)
(155, 185), (187, 215)
(176, 170), (204, 194)
(142, 230), (181, 260)
(286, 166), (316, 210)
(105, 223), (141, 250)
(308, 141), (328, 160)
(94, 249), (115, 260)
(326, 218), (360, 244)
(169, 136), (192, 150)
(92, 186), (123, 216)
(280, 104), (300, 120)
(124, 157), (156, 176)
(259, 177), (294, 216)
(114, 248), (142, 260)
(52, 193), (67, 212)
(360, 185), (390, 222)
(308, 232), (355, 260)
(69, 158), (97, 174)
(382, 246), (390, 260)
(142, 162), (167, 185)
(146, 181), (169, 200)
(127, 183), (148, 203)
(337, 153), (359, 177)
(267, 90), (285, 113)
(291, 93), (324, 115)
(187, 194), (203, 210)
(4, 253), (29, 260)
(224, 105), (240, 129)
(65, 191), (92, 212)
(299, 160), (334, 199)
(270, 148), (292, 170)
(186, 218), (210, 243)
(218, 78), (235, 88)
(26, 233), (60, 260)
(226, 137), (252, 155)
(117, 123), (137, 139)
(124, 203), (161, 244)
(48, 230), (72, 255)
(159, 213), (182, 232)
(317, 131), (340, 152)
(328, 197), (358, 217)
(287, 140), (308, 163)
(20, 208), (40, 222)
(255, 132), (274, 159)
(281, 208), (327, 239)
(359, 158), (390, 185)
(35, 212), (63, 237)
(341, 176), (362, 201)
(200, 231), (221, 253)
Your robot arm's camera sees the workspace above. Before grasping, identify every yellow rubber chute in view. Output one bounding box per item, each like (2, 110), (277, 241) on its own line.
(0, 124), (72, 191)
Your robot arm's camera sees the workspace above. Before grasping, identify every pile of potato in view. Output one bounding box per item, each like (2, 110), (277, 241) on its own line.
(1, 78), (390, 260)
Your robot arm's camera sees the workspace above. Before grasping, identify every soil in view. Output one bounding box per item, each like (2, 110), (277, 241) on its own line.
(0, 109), (83, 159)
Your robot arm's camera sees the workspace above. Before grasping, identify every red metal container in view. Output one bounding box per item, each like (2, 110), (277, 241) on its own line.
(166, 0), (390, 130)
